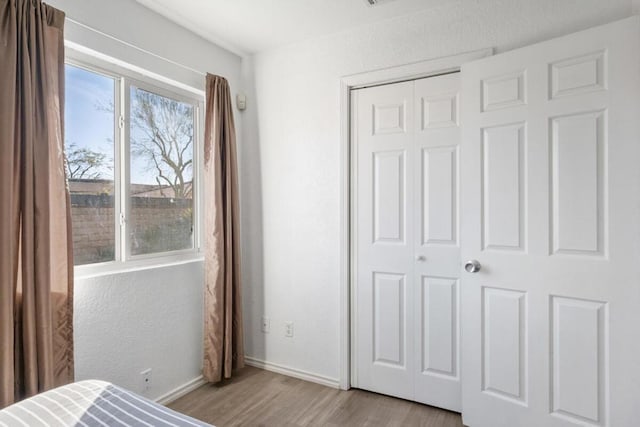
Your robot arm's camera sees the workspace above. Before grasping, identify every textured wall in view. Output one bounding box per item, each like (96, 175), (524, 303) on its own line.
(244, 0), (635, 383)
(74, 261), (204, 399)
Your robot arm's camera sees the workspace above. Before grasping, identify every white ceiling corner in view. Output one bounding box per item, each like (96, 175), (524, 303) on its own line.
(133, 0), (451, 55)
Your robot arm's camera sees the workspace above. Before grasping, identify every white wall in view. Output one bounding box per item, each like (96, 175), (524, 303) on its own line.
(45, 0), (243, 400)
(238, 55), (266, 367)
(73, 262), (203, 400)
(245, 0), (635, 383)
(51, 0), (242, 92)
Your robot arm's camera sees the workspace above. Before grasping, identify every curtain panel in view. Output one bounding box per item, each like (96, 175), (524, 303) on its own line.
(202, 74), (244, 382)
(0, 0), (74, 408)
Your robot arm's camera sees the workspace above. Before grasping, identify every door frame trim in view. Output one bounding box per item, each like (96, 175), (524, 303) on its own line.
(339, 48), (493, 390)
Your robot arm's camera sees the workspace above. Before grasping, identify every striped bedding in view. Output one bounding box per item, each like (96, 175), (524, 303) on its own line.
(0, 380), (212, 427)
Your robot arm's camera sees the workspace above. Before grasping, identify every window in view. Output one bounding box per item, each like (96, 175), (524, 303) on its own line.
(65, 65), (116, 265)
(65, 61), (201, 269)
(129, 86), (195, 256)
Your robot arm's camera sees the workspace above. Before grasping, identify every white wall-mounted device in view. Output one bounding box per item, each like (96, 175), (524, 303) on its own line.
(237, 93), (247, 111)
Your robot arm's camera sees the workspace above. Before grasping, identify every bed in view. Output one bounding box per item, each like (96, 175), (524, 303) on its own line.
(0, 380), (212, 427)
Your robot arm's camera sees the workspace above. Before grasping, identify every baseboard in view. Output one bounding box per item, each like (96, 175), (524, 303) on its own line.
(244, 356), (340, 389)
(154, 359), (340, 405)
(155, 376), (207, 406)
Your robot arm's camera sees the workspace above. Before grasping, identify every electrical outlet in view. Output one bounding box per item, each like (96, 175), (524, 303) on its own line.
(140, 369), (152, 393)
(285, 322), (294, 338)
(261, 316), (270, 333)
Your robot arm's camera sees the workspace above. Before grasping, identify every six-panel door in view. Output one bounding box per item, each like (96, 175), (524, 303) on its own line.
(353, 73), (462, 411)
(460, 16), (640, 427)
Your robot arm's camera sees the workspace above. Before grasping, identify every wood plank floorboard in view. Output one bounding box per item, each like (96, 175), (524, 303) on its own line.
(168, 366), (463, 427)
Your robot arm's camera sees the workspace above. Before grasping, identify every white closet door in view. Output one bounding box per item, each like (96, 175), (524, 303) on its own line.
(353, 73), (461, 411)
(354, 81), (416, 401)
(460, 16), (640, 427)
(413, 74), (461, 412)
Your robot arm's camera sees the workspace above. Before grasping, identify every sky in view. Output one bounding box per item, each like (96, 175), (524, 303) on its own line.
(64, 64), (193, 187)
(65, 64), (115, 180)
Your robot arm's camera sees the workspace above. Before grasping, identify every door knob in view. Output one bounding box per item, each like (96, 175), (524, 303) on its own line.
(464, 259), (481, 273)
(415, 255), (426, 261)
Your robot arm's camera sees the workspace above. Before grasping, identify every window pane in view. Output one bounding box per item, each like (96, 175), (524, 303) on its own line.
(65, 64), (116, 266)
(129, 87), (194, 256)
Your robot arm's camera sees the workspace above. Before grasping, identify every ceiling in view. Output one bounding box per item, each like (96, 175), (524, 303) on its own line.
(134, 0), (451, 55)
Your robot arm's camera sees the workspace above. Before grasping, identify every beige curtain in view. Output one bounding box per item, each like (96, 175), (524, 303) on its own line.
(0, 0), (74, 408)
(202, 74), (244, 382)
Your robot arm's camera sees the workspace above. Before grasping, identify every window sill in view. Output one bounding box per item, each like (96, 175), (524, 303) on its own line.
(73, 254), (204, 281)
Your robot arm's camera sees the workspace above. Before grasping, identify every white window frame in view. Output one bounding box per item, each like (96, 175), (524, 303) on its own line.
(66, 50), (205, 279)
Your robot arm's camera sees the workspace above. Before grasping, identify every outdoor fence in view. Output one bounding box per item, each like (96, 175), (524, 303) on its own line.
(70, 194), (193, 265)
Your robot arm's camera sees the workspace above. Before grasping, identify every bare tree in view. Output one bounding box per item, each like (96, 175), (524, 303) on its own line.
(130, 89), (193, 199)
(65, 143), (110, 180)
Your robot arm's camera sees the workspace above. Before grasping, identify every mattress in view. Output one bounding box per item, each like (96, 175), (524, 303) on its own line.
(0, 380), (212, 427)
